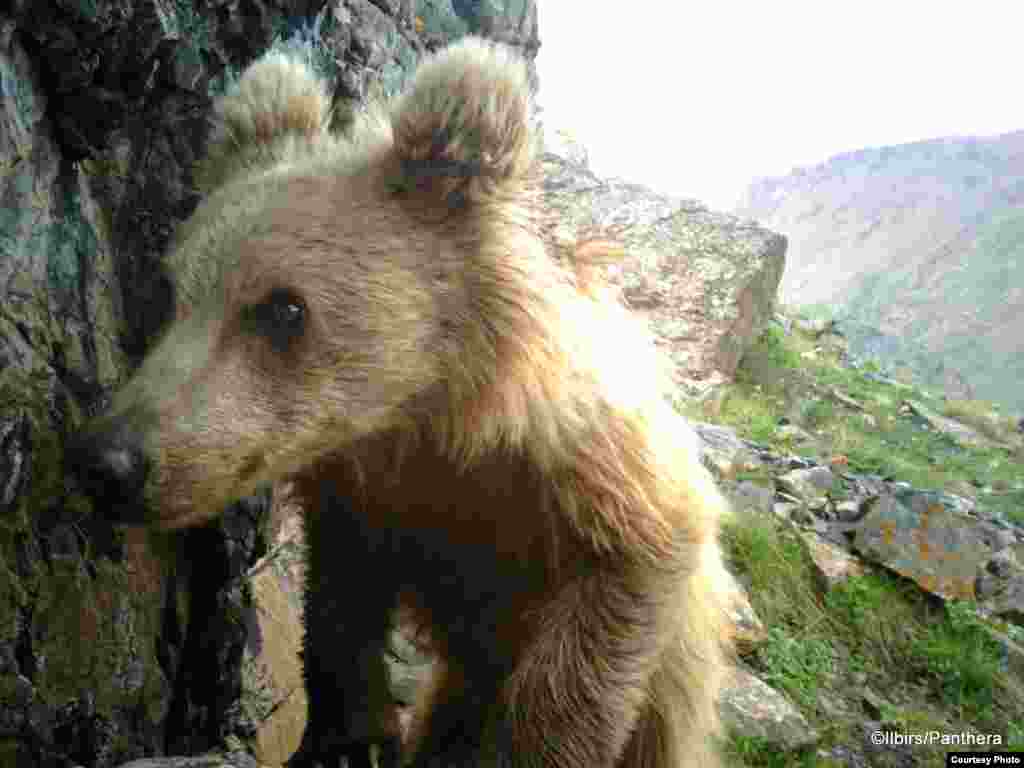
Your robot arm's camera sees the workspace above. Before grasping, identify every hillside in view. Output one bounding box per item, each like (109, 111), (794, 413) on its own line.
(682, 310), (1024, 766)
(735, 131), (1024, 414)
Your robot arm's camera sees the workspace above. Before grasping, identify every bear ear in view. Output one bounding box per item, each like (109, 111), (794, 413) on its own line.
(389, 36), (538, 207)
(196, 51), (331, 193)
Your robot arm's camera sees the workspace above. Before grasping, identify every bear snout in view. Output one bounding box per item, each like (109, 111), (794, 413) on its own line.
(66, 416), (152, 523)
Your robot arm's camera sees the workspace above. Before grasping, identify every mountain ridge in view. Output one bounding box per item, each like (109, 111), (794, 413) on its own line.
(736, 129), (1024, 415)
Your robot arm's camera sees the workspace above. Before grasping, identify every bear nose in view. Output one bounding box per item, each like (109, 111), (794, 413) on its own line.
(66, 420), (150, 517)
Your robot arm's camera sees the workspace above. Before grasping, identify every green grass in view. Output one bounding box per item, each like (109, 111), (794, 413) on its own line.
(707, 315), (1024, 765)
(942, 398), (1021, 443)
(913, 601), (1004, 718)
(756, 628), (834, 709)
(721, 513), (825, 633)
(701, 312), (1023, 521)
(721, 509), (1023, 765)
(724, 734), (819, 767)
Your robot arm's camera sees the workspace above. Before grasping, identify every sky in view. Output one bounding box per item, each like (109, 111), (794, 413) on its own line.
(535, 2), (1024, 212)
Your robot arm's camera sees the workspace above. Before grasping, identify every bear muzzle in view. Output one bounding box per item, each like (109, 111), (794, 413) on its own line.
(66, 413), (153, 524)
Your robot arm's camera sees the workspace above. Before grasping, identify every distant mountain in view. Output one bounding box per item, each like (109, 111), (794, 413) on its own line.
(735, 131), (1024, 414)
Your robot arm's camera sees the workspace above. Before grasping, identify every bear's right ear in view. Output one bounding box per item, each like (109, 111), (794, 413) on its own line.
(196, 51), (330, 193)
(389, 37), (538, 208)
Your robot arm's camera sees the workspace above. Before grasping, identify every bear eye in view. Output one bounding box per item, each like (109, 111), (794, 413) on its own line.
(242, 289), (307, 353)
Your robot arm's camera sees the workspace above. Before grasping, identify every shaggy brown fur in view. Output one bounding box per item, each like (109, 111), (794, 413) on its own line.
(68, 37), (734, 768)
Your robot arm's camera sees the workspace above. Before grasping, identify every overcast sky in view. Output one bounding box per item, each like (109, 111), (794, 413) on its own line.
(535, 2), (1024, 212)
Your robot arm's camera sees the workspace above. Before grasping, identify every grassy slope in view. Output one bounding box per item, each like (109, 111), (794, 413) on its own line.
(677, 309), (1024, 766)
(840, 205), (1024, 417)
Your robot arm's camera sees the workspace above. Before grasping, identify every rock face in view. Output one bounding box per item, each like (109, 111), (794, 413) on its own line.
(736, 131), (1024, 414)
(543, 136), (787, 398)
(0, 3), (538, 767)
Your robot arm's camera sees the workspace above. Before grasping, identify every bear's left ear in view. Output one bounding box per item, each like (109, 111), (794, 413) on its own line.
(389, 36), (538, 208)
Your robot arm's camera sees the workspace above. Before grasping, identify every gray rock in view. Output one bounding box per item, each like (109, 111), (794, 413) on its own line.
(720, 666), (819, 752)
(854, 488), (1007, 601)
(542, 144), (787, 394)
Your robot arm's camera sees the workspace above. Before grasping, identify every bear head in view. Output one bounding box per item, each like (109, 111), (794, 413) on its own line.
(67, 38), (562, 529)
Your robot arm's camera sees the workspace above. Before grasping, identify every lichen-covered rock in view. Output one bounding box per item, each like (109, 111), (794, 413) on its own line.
(0, 2), (538, 765)
(542, 139), (787, 398)
(853, 488), (1013, 601)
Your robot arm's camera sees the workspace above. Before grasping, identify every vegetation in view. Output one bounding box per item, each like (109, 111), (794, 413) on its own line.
(837, 204), (1024, 417)
(719, 516), (1022, 766)
(681, 307), (1024, 766)
(683, 306), (1024, 523)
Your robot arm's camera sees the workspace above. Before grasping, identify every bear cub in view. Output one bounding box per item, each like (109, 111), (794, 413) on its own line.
(69, 37), (734, 768)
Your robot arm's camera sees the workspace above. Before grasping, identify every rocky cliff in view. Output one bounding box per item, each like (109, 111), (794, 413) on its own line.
(736, 131), (1024, 414)
(0, 2), (538, 766)
(542, 129), (786, 398)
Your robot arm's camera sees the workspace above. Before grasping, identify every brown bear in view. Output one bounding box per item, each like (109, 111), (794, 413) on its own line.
(68, 37), (734, 768)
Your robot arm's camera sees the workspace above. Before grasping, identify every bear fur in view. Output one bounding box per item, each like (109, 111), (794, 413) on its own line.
(69, 37), (734, 768)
